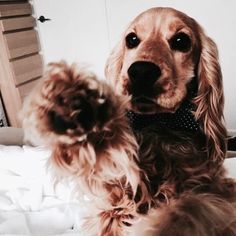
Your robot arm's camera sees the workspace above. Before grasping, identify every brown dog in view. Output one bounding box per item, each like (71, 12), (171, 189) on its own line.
(22, 7), (236, 236)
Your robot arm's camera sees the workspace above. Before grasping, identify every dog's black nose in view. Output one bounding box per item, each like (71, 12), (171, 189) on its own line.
(128, 61), (161, 88)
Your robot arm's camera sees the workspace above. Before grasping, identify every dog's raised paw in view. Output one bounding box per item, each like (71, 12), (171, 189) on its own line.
(39, 62), (119, 142)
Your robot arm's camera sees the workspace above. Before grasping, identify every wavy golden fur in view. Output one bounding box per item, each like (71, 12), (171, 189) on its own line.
(22, 7), (236, 235)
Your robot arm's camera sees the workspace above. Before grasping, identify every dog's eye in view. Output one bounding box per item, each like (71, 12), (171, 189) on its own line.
(126, 32), (140, 49)
(169, 32), (191, 52)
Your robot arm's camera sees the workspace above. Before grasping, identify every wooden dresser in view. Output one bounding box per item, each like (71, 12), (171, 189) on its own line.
(0, 0), (43, 127)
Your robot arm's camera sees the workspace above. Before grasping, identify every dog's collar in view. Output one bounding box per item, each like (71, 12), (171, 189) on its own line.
(126, 78), (201, 133)
(126, 100), (200, 133)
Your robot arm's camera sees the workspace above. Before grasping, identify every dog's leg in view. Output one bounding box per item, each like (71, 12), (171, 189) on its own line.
(131, 193), (236, 236)
(21, 62), (148, 235)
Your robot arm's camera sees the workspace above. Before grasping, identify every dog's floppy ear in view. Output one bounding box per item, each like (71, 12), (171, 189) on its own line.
(105, 40), (125, 87)
(194, 27), (227, 165)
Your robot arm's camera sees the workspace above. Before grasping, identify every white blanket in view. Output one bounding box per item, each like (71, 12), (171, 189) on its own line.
(0, 145), (86, 235)
(0, 145), (235, 235)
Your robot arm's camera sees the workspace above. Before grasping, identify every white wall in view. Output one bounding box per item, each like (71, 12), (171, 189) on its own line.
(33, 0), (236, 129)
(33, 0), (110, 77)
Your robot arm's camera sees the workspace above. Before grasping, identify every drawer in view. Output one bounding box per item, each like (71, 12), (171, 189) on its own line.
(0, 3), (32, 17)
(0, 16), (35, 32)
(18, 78), (41, 100)
(4, 30), (40, 59)
(11, 54), (43, 86)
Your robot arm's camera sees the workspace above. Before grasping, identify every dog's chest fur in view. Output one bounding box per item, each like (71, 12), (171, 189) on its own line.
(126, 90), (210, 200)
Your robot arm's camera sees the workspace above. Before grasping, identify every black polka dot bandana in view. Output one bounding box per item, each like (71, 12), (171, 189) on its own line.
(126, 100), (200, 133)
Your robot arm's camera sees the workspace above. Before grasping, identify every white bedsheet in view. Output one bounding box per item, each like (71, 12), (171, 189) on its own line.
(0, 145), (86, 235)
(0, 144), (235, 235)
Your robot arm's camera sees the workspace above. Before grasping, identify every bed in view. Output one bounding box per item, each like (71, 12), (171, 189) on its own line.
(0, 128), (86, 235)
(0, 127), (235, 235)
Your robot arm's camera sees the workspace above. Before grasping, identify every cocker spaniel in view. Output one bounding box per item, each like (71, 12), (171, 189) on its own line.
(21, 7), (236, 236)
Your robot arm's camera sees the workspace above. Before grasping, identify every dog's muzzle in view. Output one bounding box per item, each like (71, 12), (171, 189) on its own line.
(128, 61), (161, 96)
(127, 61), (161, 113)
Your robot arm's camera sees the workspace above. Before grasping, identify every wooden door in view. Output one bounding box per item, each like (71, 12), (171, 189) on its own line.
(0, 0), (43, 127)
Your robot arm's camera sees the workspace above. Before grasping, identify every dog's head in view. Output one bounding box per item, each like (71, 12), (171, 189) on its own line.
(105, 7), (227, 163)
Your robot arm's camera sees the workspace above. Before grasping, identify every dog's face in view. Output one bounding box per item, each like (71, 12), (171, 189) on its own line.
(106, 6), (226, 163)
(106, 8), (201, 114)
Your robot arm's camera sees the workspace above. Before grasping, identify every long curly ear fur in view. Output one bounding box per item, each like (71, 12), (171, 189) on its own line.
(193, 26), (227, 166)
(105, 40), (124, 89)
